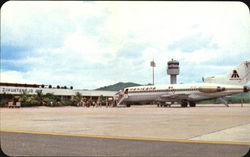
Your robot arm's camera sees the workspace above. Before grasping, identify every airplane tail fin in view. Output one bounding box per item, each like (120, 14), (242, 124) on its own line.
(203, 61), (250, 85)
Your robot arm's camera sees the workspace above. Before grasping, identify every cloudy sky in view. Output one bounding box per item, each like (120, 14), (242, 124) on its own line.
(1, 1), (250, 89)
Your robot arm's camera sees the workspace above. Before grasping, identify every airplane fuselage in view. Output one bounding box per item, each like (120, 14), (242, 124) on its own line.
(115, 61), (250, 107)
(119, 83), (248, 103)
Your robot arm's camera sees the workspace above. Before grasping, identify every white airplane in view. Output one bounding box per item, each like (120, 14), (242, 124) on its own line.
(115, 61), (250, 107)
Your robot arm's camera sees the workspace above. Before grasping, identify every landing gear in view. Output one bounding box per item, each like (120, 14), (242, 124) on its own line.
(157, 102), (171, 107)
(189, 101), (196, 107)
(181, 101), (188, 107)
(180, 101), (196, 107)
(126, 104), (131, 107)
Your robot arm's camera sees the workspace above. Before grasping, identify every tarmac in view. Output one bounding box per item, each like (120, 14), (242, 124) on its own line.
(1, 131), (249, 157)
(1, 104), (250, 156)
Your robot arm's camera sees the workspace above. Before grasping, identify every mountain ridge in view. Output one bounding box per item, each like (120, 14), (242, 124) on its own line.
(95, 82), (143, 91)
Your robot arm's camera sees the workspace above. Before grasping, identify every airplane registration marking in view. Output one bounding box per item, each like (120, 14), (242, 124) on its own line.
(1, 129), (249, 145)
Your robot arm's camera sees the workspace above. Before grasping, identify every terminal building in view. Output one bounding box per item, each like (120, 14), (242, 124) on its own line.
(0, 82), (117, 107)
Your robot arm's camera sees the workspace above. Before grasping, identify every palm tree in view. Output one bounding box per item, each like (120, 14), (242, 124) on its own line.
(35, 90), (44, 106)
(98, 95), (105, 106)
(73, 92), (82, 106)
(18, 91), (27, 101)
(18, 91), (30, 106)
(0, 92), (9, 107)
(43, 93), (60, 106)
(27, 95), (39, 106)
(87, 97), (93, 107)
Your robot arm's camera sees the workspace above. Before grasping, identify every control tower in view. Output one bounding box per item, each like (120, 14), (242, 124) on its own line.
(167, 59), (179, 84)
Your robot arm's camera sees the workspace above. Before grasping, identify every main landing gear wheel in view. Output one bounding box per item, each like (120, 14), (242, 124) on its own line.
(189, 102), (196, 107)
(126, 104), (131, 107)
(181, 101), (188, 107)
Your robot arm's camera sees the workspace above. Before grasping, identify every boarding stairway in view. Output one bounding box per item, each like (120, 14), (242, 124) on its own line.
(116, 92), (128, 106)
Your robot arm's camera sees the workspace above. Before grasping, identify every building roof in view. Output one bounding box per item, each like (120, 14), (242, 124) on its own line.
(0, 84), (117, 97)
(0, 82), (44, 88)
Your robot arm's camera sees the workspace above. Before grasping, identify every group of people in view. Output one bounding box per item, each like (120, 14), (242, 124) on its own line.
(76, 99), (117, 108)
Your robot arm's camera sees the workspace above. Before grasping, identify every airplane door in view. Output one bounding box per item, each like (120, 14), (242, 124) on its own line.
(124, 89), (128, 94)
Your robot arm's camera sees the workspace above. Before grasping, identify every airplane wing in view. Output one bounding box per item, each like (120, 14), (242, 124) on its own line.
(160, 93), (190, 100)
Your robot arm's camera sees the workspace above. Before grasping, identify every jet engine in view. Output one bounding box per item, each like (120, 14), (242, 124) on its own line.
(198, 86), (225, 93)
(244, 86), (250, 92)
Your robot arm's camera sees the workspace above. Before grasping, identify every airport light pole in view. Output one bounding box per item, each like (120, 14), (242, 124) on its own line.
(150, 60), (156, 85)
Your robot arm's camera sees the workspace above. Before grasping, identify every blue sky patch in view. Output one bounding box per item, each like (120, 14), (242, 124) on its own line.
(1, 60), (27, 72)
(1, 44), (29, 60)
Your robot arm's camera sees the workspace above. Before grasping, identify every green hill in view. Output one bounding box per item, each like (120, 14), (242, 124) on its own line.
(96, 82), (142, 91)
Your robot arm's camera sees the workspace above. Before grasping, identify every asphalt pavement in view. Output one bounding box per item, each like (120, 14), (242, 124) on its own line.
(1, 131), (249, 157)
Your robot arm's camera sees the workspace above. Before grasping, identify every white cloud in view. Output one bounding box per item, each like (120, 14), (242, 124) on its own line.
(1, 1), (250, 89)
(0, 71), (38, 84)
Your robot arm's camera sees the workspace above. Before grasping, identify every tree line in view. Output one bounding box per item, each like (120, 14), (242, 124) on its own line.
(0, 91), (109, 107)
